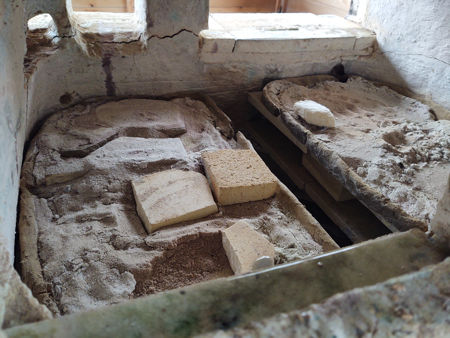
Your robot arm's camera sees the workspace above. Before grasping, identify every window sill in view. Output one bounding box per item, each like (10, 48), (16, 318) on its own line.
(70, 11), (146, 56)
(200, 13), (376, 63)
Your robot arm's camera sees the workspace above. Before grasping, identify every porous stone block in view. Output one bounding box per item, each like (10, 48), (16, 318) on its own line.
(222, 220), (275, 275)
(202, 149), (278, 205)
(293, 100), (335, 128)
(132, 170), (218, 233)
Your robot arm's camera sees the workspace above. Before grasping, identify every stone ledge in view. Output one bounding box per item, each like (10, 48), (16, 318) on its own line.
(200, 13), (376, 63)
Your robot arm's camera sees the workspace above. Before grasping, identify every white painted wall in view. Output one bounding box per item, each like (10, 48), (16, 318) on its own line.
(0, 0), (26, 263)
(346, 0), (450, 119)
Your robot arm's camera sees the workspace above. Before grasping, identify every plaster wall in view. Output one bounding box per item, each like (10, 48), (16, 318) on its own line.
(0, 0), (26, 263)
(346, 0), (450, 118)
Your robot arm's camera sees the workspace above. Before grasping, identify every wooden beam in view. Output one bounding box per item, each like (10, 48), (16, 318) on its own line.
(243, 116), (390, 243)
(210, 0), (277, 13)
(284, 0), (351, 17)
(72, 0), (129, 13)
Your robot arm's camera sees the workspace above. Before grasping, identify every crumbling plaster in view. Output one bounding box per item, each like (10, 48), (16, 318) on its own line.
(0, 0), (449, 263)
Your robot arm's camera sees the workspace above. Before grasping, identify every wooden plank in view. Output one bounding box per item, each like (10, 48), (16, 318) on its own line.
(248, 92), (307, 153)
(284, 0), (350, 17)
(210, 0), (276, 12)
(126, 0), (134, 12)
(243, 118), (313, 190)
(72, 0), (129, 12)
(302, 153), (354, 202)
(243, 117), (389, 243)
(305, 180), (390, 243)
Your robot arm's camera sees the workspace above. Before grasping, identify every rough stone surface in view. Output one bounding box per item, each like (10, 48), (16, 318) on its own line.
(222, 220), (275, 275)
(430, 174), (450, 249)
(132, 169), (218, 233)
(202, 149), (278, 205)
(263, 75), (449, 231)
(4, 230), (445, 338)
(0, 236), (52, 330)
(204, 257), (450, 337)
(19, 98), (336, 316)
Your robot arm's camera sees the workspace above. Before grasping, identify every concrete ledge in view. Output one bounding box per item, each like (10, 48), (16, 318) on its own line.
(200, 13), (376, 63)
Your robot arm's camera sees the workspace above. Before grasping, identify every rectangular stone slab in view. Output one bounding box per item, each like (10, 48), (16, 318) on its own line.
(132, 170), (218, 233)
(202, 149), (278, 205)
(222, 220), (275, 275)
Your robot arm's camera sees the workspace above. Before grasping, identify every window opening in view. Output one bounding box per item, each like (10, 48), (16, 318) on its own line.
(210, 0), (351, 17)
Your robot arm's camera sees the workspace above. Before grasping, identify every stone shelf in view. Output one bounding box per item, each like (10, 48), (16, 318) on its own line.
(200, 13), (376, 63)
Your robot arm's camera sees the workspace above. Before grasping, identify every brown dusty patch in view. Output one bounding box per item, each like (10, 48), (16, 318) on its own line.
(132, 232), (233, 297)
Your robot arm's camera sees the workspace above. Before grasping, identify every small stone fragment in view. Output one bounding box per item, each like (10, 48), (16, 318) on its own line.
(202, 149), (278, 205)
(293, 100), (336, 128)
(132, 170), (218, 233)
(222, 220), (275, 275)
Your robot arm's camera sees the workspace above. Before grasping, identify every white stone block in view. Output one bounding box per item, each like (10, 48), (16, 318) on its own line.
(294, 100), (336, 128)
(202, 149), (278, 205)
(222, 220), (275, 275)
(132, 170), (218, 233)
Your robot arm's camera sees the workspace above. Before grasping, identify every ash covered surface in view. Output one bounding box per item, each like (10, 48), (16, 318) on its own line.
(19, 98), (335, 315)
(264, 76), (450, 229)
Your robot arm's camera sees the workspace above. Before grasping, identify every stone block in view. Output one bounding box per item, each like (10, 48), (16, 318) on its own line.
(222, 220), (274, 275)
(202, 149), (278, 205)
(132, 170), (218, 233)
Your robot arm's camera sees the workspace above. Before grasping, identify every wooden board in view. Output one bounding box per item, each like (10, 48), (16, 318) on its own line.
(305, 180), (389, 243)
(248, 92), (307, 153)
(72, 0), (131, 12)
(243, 117), (390, 243)
(243, 119), (313, 190)
(284, 0), (350, 16)
(302, 153), (353, 202)
(210, 0), (277, 13)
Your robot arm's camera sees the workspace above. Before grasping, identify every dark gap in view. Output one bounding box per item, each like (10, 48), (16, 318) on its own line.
(255, 147), (353, 247)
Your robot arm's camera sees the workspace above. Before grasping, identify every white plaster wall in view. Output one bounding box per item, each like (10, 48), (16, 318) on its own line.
(346, 0), (450, 118)
(0, 0), (27, 263)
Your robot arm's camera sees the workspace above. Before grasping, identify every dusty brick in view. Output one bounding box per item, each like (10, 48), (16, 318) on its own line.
(202, 149), (278, 205)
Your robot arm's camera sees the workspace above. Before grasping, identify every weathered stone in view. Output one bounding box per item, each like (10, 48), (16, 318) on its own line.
(0, 236), (52, 330)
(94, 99), (187, 137)
(5, 230), (446, 337)
(263, 75), (448, 231)
(222, 220), (274, 275)
(430, 174), (450, 248)
(132, 170), (218, 233)
(202, 149), (278, 205)
(19, 97), (334, 316)
(206, 257), (450, 337)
